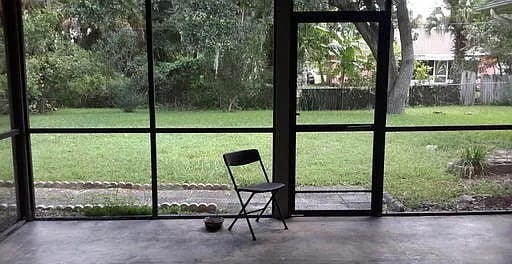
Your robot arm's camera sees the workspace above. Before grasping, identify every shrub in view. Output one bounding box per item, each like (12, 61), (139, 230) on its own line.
(26, 45), (113, 112)
(413, 61), (433, 83)
(112, 78), (146, 112)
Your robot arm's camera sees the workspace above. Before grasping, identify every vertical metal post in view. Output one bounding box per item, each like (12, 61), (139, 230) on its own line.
(371, 2), (392, 216)
(145, 0), (158, 217)
(273, 0), (294, 218)
(3, 0), (34, 220)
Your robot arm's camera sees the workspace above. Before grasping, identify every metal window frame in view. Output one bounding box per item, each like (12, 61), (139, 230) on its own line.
(2, 0), (34, 229)
(0, 0), (509, 226)
(13, 0), (276, 221)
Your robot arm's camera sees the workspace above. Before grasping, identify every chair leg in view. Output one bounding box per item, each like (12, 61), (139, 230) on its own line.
(256, 195), (273, 222)
(228, 193), (254, 231)
(272, 195), (288, 230)
(229, 192), (257, 240)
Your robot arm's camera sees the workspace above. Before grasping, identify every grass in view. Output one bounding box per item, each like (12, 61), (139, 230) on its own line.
(81, 204), (185, 216)
(0, 105), (511, 208)
(25, 105), (512, 128)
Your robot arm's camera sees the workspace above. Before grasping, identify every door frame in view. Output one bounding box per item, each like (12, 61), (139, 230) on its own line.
(273, 1), (392, 217)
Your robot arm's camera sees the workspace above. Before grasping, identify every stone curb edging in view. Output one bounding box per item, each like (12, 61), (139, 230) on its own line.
(0, 180), (230, 190)
(0, 202), (217, 213)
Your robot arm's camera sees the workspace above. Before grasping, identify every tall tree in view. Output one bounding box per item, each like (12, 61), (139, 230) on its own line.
(329, 0), (414, 114)
(466, 10), (512, 74)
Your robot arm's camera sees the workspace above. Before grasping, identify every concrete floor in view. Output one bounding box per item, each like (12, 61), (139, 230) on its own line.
(0, 215), (510, 264)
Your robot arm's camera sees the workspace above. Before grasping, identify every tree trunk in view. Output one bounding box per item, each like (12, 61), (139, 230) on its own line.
(388, 0), (414, 114)
(329, 0), (414, 114)
(451, 27), (467, 83)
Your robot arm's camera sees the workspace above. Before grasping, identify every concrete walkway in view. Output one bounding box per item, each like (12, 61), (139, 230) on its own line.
(32, 187), (372, 214)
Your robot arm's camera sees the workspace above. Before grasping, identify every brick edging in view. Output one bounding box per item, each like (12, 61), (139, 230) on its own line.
(0, 180), (229, 190)
(0, 202), (217, 213)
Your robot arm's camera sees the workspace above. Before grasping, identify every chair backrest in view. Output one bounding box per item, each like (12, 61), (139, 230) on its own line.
(222, 149), (270, 189)
(223, 149), (261, 166)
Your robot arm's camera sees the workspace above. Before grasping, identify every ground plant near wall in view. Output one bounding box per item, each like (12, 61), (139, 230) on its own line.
(457, 145), (487, 178)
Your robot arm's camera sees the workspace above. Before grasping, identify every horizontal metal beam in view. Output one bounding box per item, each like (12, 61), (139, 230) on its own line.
(294, 210), (373, 216)
(295, 189), (371, 193)
(386, 125), (512, 132)
(157, 127), (274, 133)
(296, 124), (374, 132)
(29, 127), (274, 134)
(293, 11), (385, 23)
(383, 210), (512, 216)
(28, 125), (512, 135)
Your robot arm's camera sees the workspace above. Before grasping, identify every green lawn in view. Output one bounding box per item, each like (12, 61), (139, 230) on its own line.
(23, 105), (512, 128)
(1, 106), (511, 208)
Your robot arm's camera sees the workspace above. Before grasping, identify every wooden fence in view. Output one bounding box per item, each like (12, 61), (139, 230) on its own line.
(480, 75), (512, 105)
(460, 71), (476, 105)
(460, 72), (512, 105)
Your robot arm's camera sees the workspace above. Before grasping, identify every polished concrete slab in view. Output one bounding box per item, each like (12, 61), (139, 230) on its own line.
(0, 215), (510, 264)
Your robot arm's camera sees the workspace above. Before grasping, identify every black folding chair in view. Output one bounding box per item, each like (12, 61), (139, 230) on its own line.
(222, 149), (288, 240)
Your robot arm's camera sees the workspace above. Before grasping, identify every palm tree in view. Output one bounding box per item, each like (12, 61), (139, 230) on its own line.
(425, 0), (483, 83)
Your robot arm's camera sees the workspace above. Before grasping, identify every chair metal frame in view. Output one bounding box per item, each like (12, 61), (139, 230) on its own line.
(223, 149), (288, 240)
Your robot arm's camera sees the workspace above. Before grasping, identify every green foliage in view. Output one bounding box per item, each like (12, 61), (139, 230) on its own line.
(21, 0), (275, 111)
(112, 78), (146, 112)
(26, 45), (111, 112)
(298, 23), (374, 87)
(460, 145), (487, 166)
(95, 27), (145, 77)
(69, 0), (144, 48)
(465, 13), (512, 74)
(78, 190), (185, 216)
(81, 205), (151, 216)
(457, 145), (487, 178)
(151, 0), (273, 111)
(175, 0), (238, 53)
(81, 204), (186, 216)
(23, 8), (67, 55)
(413, 61), (433, 82)
(155, 56), (206, 109)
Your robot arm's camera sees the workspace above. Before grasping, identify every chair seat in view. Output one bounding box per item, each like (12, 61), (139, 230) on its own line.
(238, 182), (285, 193)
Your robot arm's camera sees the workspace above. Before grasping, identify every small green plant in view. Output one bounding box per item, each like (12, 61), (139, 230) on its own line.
(159, 205), (189, 215)
(458, 145), (487, 178)
(413, 61), (433, 84)
(82, 204), (190, 216)
(80, 191), (191, 216)
(82, 205), (151, 216)
(81, 190), (150, 216)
